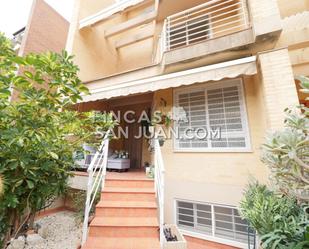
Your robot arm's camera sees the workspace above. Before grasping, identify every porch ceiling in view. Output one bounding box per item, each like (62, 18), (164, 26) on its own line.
(80, 56), (257, 103)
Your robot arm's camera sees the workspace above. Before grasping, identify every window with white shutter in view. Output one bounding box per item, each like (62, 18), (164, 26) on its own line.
(176, 200), (255, 246)
(174, 79), (251, 152)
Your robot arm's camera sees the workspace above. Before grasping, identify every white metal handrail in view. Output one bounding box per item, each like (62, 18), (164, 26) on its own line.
(81, 130), (110, 245)
(154, 138), (165, 248)
(163, 0), (249, 51)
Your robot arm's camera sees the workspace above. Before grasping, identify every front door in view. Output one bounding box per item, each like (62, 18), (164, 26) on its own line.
(125, 121), (143, 169)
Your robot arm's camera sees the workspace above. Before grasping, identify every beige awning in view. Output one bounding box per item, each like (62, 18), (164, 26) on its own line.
(79, 0), (146, 29)
(82, 56), (257, 102)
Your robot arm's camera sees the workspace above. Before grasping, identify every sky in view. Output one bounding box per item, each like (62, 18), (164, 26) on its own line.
(0, 0), (75, 37)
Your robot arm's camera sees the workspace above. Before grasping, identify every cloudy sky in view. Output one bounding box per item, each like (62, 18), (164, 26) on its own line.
(0, 0), (75, 37)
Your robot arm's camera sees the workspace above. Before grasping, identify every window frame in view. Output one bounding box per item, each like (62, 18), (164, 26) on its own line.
(172, 78), (252, 153)
(174, 199), (255, 249)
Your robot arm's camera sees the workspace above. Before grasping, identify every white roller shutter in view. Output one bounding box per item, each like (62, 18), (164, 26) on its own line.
(174, 78), (251, 152)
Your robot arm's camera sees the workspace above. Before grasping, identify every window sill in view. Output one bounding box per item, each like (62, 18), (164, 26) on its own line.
(173, 148), (253, 153)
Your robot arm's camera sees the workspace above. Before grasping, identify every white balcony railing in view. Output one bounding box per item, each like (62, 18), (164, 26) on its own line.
(154, 138), (165, 248)
(161, 0), (249, 52)
(81, 131), (110, 245)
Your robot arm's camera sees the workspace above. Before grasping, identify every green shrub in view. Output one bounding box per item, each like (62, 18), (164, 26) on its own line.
(0, 33), (116, 247)
(240, 182), (309, 249)
(262, 106), (309, 202)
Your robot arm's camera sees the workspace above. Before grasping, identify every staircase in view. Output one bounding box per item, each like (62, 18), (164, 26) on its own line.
(82, 171), (160, 249)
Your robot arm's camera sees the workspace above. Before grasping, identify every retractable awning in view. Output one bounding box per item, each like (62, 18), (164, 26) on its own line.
(81, 56), (257, 102)
(79, 0), (146, 29)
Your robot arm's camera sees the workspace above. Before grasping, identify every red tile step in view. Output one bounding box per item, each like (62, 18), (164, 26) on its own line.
(101, 187), (156, 201)
(95, 200), (157, 217)
(82, 171), (160, 248)
(105, 178), (154, 188)
(82, 237), (160, 249)
(88, 217), (159, 238)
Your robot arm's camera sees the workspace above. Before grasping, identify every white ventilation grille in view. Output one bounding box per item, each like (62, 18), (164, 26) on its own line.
(174, 79), (250, 151)
(176, 200), (254, 245)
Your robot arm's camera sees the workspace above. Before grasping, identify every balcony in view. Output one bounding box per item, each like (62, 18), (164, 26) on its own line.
(157, 0), (254, 67)
(165, 0), (249, 50)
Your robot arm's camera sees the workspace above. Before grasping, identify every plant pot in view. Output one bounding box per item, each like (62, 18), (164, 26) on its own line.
(146, 166), (154, 178)
(159, 138), (165, 147)
(163, 224), (187, 249)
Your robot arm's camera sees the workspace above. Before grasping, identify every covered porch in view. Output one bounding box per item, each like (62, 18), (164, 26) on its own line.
(73, 55), (258, 175)
(75, 92), (154, 172)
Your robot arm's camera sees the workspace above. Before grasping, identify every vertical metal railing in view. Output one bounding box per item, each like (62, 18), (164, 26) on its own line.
(81, 130), (110, 245)
(154, 138), (165, 248)
(162, 0), (250, 52)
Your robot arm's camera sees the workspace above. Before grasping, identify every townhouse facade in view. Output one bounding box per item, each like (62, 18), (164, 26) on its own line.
(66, 0), (309, 248)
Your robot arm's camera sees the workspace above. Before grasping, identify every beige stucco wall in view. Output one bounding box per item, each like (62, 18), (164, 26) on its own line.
(152, 75), (269, 223)
(276, 1), (309, 105)
(277, 0), (309, 18)
(67, 0), (156, 82)
(66, 0), (283, 82)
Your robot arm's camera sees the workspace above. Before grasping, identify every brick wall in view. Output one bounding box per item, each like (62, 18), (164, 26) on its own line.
(258, 48), (299, 130)
(18, 0), (69, 55)
(248, 0), (282, 36)
(11, 0), (69, 101)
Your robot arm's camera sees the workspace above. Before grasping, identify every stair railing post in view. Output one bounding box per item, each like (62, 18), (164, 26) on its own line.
(82, 165), (93, 245)
(81, 130), (110, 245)
(154, 134), (165, 249)
(160, 169), (165, 249)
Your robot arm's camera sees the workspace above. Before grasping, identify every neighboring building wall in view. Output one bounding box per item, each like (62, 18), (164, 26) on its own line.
(19, 0), (69, 55)
(11, 0), (69, 101)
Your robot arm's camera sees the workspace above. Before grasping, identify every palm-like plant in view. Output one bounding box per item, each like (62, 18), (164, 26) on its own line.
(262, 106), (309, 201)
(240, 182), (309, 249)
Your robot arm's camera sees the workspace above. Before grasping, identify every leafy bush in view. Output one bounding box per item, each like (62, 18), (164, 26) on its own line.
(262, 106), (309, 202)
(0, 33), (116, 247)
(240, 182), (309, 249)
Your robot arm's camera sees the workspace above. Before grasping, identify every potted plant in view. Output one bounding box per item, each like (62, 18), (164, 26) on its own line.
(152, 111), (172, 127)
(145, 165), (154, 178)
(158, 136), (166, 147)
(163, 224), (187, 249)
